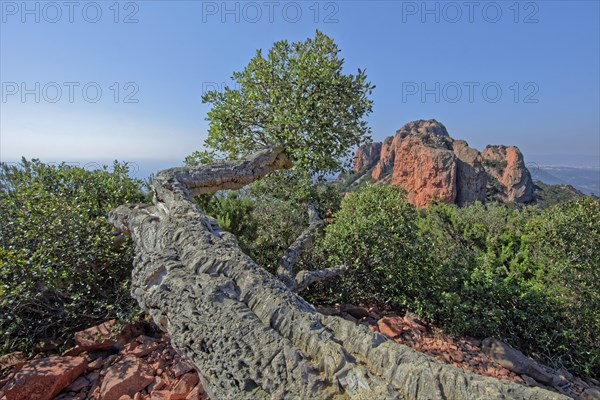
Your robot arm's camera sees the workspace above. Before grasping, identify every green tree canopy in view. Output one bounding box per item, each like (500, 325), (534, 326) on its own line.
(199, 31), (374, 175)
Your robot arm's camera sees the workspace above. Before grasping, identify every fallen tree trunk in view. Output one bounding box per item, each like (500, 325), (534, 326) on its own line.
(109, 147), (567, 400)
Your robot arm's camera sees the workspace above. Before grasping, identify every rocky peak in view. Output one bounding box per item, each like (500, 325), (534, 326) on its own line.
(347, 120), (534, 207)
(482, 145), (535, 203)
(396, 119), (450, 138)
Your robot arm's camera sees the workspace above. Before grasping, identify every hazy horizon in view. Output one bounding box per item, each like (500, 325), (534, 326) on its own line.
(1, 1), (599, 173)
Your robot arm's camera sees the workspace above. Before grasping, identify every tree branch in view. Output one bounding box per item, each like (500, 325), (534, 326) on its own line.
(276, 204), (324, 288)
(292, 264), (349, 293)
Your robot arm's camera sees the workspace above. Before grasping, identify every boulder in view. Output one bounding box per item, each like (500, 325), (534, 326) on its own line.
(0, 356), (87, 400)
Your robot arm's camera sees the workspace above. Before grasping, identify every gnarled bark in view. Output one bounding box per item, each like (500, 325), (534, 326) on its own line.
(109, 147), (567, 400)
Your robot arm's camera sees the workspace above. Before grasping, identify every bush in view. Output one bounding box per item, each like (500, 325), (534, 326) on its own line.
(187, 166), (600, 377)
(196, 191), (259, 249)
(317, 185), (434, 308)
(523, 197), (600, 375)
(318, 190), (598, 377)
(0, 159), (146, 353)
(195, 169), (342, 275)
(419, 199), (599, 376)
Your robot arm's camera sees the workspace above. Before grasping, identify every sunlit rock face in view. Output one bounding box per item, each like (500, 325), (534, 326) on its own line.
(352, 119), (533, 207)
(482, 145), (535, 203)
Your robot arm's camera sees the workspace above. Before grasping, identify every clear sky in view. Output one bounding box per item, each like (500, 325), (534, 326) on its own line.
(1, 0), (599, 175)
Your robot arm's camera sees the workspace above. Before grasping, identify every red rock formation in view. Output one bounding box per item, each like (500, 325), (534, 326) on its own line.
(352, 142), (381, 172)
(390, 134), (457, 206)
(482, 145), (535, 203)
(371, 136), (394, 180)
(349, 119), (533, 207)
(453, 140), (487, 206)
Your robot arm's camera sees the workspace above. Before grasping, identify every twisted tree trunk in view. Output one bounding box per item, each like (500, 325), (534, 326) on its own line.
(109, 147), (567, 400)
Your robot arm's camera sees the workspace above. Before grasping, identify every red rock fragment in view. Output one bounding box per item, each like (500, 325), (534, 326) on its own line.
(172, 373), (200, 396)
(0, 356), (87, 400)
(172, 360), (194, 378)
(61, 345), (85, 357)
(377, 317), (404, 339)
(100, 355), (155, 400)
(65, 375), (90, 392)
(0, 352), (27, 371)
(88, 356), (107, 370)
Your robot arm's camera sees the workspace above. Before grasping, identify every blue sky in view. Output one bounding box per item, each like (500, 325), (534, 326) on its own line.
(1, 0), (599, 176)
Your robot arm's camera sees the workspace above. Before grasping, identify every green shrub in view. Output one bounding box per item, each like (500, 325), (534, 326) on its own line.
(195, 169), (342, 275)
(317, 185), (434, 308)
(419, 199), (599, 376)
(196, 191), (259, 248)
(317, 190), (598, 376)
(0, 159), (146, 353)
(523, 197), (600, 375)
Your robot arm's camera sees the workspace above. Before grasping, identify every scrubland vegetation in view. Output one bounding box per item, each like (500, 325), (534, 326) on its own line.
(1, 31), (597, 381)
(3, 161), (597, 377)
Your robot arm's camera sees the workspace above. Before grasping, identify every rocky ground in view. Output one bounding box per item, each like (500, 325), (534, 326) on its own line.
(1, 307), (599, 400)
(0, 320), (208, 400)
(320, 304), (600, 400)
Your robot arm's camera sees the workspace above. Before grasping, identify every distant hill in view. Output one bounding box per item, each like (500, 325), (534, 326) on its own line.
(530, 166), (599, 196)
(340, 119), (597, 208)
(532, 181), (586, 208)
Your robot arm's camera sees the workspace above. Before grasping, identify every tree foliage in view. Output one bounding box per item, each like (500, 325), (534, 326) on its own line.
(196, 169), (341, 275)
(200, 31), (375, 175)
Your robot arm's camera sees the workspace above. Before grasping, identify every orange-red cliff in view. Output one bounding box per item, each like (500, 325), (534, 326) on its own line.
(351, 120), (534, 207)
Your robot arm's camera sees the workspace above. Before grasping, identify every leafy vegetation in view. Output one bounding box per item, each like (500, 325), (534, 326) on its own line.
(196, 169), (341, 275)
(194, 173), (599, 376)
(316, 185), (433, 307)
(2, 31), (597, 384)
(195, 30), (375, 175)
(0, 159), (146, 353)
(314, 188), (599, 377)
